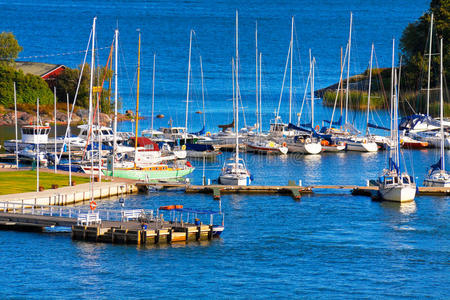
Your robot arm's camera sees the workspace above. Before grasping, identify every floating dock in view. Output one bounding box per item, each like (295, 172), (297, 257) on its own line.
(137, 181), (450, 199)
(0, 202), (222, 245)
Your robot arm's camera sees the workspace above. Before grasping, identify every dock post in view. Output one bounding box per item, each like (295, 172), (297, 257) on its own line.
(213, 188), (221, 200)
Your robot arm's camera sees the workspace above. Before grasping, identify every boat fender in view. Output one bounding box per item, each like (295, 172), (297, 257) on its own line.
(363, 138), (367, 144)
(282, 142), (287, 147)
(186, 161), (192, 168)
(90, 201), (97, 211)
(306, 138), (311, 143)
(181, 145), (186, 150)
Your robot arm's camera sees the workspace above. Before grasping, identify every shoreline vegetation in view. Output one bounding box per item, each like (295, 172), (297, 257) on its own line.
(317, 67), (449, 115)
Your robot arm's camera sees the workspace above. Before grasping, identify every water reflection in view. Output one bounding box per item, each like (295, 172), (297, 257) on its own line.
(381, 200), (417, 216)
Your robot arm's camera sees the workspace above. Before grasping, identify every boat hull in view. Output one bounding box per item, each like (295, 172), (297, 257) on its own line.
(219, 174), (251, 186)
(346, 141), (378, 152)
(287, 142), (322, 154)
(322, 145), (345, 152)
(379, 185), (416, 202)
(246, 144), (288, 155)
(103, 167), (194, 181)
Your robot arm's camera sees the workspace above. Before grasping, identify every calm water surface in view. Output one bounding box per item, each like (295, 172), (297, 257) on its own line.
(1, 0), (449, 299)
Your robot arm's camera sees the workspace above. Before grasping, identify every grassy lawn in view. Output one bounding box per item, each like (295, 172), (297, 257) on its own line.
(0, 171), (91, 195)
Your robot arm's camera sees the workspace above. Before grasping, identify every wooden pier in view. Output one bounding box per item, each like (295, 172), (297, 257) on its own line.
(0, 201), (222, 245)
(137, 181), (450, 199)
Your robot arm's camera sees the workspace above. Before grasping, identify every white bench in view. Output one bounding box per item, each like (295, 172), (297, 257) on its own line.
(77, 212), (101, 225)
(122, 209), (143, 222)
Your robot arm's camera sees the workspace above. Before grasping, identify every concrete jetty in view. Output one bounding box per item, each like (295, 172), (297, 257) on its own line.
(0, 181), (137, 206)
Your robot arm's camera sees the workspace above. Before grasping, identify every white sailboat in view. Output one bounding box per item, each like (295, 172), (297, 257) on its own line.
(378, 40), (416, 202)
(286, 46), (321, 155)
(342, 17), (377, 153)
(423, 38), (450, 187)
(219, 11), (251, 186)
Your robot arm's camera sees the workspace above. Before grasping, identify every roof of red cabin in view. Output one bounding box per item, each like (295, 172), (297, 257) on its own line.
(129, 137), (160, 150)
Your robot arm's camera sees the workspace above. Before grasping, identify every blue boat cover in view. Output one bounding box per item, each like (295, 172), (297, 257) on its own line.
(190, 126), (206, 136)
(367, 123), (390, 131)
(186, 143), (214, 151)
(323, 116), (343, 126)
(87, 142), (113, 151)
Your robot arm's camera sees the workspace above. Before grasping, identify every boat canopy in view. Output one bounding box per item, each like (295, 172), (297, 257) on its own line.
(323, 116), (343, 126)
(186, 143), (214, 151)
(367, 122), (390, 131)
(190, 126), (205, 136)
(399, 114), (440, 131)
(128, 137), (160, 151)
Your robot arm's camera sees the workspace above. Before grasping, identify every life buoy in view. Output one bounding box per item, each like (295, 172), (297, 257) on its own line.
(206, 132), (211, 137)
(90, 201), (97, 210)
(186, 161), (192, 168)
(282, 142), (287, 147)
(181, 145), (186, 150)
(160, 205), (175, 210)
(315, 125), (320, 132)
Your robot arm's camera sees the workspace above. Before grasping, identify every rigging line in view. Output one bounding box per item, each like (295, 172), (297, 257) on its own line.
(276, 44), (291, 120)
(14, 46), (111, 60)
(58, 29), (92, 162)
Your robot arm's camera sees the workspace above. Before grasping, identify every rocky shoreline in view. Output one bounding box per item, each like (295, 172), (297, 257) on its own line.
(0, 107), (132, 127)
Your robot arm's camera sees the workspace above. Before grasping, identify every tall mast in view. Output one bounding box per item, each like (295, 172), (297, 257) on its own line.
(88, 17), (96, 183)
(366, 43), (374, 136)
(345, 12), (352, 125)
(390, 39), (395, 154)
(13, 82), (18, 169)
(235, 10), (239, 162)
(394, 70), (400, 170)
(67, 93), (72, 185)
(134, 30), (141, 169)
(88, 17), (96, 154)
(152, 53), (156, 132)
(255, 21), (259, 131)
(36, 97), (40, 192)
(439, 38), (445, 170)
(289, 16), (294, 124)
(113, 28), (118, 176)
(185, 29), (193, 143)
(200, 55), (206, 128)
(426, 13), (434, 116)
(311, 56), (315, 129)
(259, 52), (262, 134)
(54, 86), (57, 173)
(340, 46), (344, 117)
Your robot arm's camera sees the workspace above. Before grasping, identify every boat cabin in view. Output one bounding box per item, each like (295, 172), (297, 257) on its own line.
(21, 123), (51, 144)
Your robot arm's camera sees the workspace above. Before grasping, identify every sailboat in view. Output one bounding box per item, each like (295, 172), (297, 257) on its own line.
(286, 45), (322, 155)
(219, 11), (252, 186)
(246, 24), (288, 155)
(423, 38), (450, 187)
(345, 43), (378, 153)
(104, 30), (194, 181)
(377, 40), (416, 202)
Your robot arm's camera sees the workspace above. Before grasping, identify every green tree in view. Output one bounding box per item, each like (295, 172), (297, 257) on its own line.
(0, 64), (53, 106)
(55, 64), (113, 112)
(0, 32), (23, 66)
(400, 0), (449, 92)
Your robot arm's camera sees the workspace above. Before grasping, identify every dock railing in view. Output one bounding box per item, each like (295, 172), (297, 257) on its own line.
(0, 201), (154, 223)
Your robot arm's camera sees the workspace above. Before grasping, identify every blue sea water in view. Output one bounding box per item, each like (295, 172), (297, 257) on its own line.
(1, 0), (449, 299)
